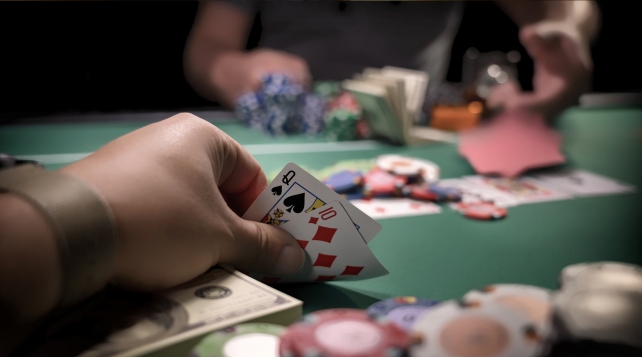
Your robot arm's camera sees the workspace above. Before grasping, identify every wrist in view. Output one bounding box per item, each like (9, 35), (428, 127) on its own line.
(0, 193), (61, 323)
(0, 164), (117, 314)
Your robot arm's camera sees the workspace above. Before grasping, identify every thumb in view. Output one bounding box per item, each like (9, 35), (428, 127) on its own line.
(223, 219), (306, 276)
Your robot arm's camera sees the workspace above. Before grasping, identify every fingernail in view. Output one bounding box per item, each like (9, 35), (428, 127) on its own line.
(272, 245), (305, 275)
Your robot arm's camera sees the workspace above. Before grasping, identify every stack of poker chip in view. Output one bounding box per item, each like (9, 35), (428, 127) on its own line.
(321, 154), (465, 204)
(190, 261), (642, 357)
(235, 74), (326, 136)
(323, 92), (363, 142)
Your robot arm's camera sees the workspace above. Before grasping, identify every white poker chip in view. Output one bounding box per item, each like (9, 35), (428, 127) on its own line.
(462, 284), (555, 344)
(553, 262), (642, 347)
(376, 155), (440, 183)
(558, 261), (642, 291)
(410, 300), (544, 357)
(553, 284), (642, 347)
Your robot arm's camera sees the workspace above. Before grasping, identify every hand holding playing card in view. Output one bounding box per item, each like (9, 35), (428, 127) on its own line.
(246, 201), (388, 284)
(243, 163), (387, 283)
(61, 114), (306, 292)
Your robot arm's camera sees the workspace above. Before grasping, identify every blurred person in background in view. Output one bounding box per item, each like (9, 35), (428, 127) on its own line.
(184, 1), (599, 119)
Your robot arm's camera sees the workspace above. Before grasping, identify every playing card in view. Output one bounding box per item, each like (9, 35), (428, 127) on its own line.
(243, 163), (382, 243)
(437, 178), (519, 207)
(350, 198), (441, 219)
(530, 169), (636, 197)
(459, 110), (566, 177)
(248, 201), (388, 284)
(463, 175), (573, 205)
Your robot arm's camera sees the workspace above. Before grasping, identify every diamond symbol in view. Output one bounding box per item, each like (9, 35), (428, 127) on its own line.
(313, 253), (337, 268)
(308, 217), (319, 225)
(296, 239), (309, 249)
(341, 266), (364, 276)
(315, 275), (336, 282)
(311, 226), (337, 243)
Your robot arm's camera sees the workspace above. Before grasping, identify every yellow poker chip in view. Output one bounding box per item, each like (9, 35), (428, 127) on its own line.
(410, 300), (544, 357)
(462, 284), (555, 344)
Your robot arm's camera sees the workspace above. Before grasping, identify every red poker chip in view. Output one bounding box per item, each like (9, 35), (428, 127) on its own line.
(405, 184), (439, 201)
(279, 309), (410, 357)
(455, 202), (507, 220)
(363, 169), (407, 196)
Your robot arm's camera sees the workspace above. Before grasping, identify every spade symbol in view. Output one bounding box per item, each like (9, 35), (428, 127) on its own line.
(283, 193), (305, 213)
(271, 186), (283, 196)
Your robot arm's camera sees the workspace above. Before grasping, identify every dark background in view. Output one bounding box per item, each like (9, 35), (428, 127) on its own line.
(0, 1), (639, 124)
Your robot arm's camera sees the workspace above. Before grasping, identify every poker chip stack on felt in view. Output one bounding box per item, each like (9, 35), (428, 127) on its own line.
(235, 74), (326, 136)
(235, 76), (366, 140)
(190, 261), (642, 357)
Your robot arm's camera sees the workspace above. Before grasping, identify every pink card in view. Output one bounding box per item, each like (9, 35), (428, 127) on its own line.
(459, 110), (565, 177)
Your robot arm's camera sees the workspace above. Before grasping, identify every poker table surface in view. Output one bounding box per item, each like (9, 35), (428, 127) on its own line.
(1, 107), (641, 315)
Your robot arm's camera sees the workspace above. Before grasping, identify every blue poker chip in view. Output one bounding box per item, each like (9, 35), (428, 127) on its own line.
(299, 94), (326, 135)
(429, 184), (462, 202)
(324, 170), (363, 193)
(367, 296), (440, 332)
(340, 187), (365, 201)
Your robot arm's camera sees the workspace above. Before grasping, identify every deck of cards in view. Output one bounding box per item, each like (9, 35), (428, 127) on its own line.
(242, 163), (387, 284)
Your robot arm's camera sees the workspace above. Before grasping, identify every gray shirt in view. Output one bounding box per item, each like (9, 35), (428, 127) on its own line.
(232, 1), (463, 86)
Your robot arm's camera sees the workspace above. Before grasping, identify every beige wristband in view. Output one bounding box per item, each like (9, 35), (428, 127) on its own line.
(0, 164), (117, 309)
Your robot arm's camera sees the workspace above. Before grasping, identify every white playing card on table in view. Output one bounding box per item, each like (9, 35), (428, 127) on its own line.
(248, 201), (388, 284)
(243, 163), (382, 243)
(530, 169), (636, 197)
(350, 198), (441, 219)
(462, 175), (573, 205)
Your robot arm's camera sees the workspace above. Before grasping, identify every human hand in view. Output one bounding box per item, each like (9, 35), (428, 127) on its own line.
(487, 25), (591, 119)
(212, 49), (311, 107)
(61, 113), (305, 291)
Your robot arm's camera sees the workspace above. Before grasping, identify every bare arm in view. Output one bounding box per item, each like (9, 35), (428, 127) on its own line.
(184, 2), (311, 108)
(184, 1), (252, 105)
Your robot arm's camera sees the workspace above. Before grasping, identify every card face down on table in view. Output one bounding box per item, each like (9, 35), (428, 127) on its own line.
(242, 163), (387, 283)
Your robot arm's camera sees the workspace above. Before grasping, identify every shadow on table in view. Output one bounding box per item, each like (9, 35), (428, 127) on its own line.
(276, 283), (382, 314)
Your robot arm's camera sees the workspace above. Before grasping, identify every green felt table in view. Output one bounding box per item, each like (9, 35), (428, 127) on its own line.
(1, 107), (641, 316)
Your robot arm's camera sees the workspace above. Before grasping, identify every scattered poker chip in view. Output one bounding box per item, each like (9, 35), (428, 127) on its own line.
(279, 309), (411, 357)
(454, 201), (507, 220)
(323, 170), (364, 193)
(427, 184), (462, 202)
(403, 184), (439, 201)
(366, 296), (440, 332)
(553, 264), (642, 348)
(376, 155), (440, 183)
(189, 323), (284, 357)
(462, 284), (555, 343)
(410, 300), (544, 357)
(363, 169), (407, 197)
